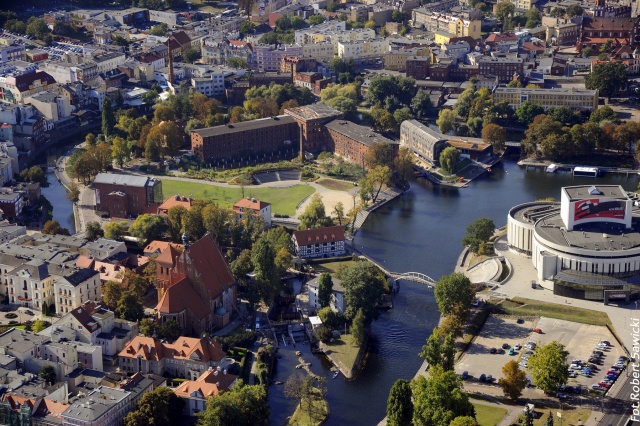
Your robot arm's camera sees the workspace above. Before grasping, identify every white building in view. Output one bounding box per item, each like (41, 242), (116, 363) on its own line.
(232, 198), (272, 227)
(307, 276), (346, 313)
(53, 268), (101, 314)
(300, 41), (335, 63)
(254, 44), (302, 72)
(7, 259), (53, 310)
(337, 38), (389, 61)
(292, 226), (346, 259)
(81, 238), (127, 260)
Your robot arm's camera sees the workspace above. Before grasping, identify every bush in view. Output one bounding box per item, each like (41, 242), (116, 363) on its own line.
(215, 331), (257, 351)
(5, 313), (17, 319)
(315, 325), (332, 343)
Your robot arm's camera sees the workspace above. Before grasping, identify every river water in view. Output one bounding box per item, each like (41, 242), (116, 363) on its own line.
(40, 158), (640, 425)
(44, 170), (76, 234)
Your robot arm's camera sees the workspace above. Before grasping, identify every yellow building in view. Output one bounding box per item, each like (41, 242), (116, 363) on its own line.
(493, 87), (599, 111)
(434, 31), (456, 45)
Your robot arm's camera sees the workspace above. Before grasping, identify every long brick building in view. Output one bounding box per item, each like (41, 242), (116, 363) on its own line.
(190, 115), (299, 164)
(325, 120), (399, 168)
(94, 174), (163, 218)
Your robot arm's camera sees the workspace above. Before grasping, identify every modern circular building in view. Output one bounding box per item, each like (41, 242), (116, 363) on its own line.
(507, 185), (640, 301)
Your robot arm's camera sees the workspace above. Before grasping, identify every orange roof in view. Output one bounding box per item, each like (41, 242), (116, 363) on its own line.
(233, 198), (270, 211)
(156, 277), (210, 320)
(76, 255), (95, 269)
(145, 240), (173, 254)
(120, 335), (225, 363)
(173, 369), (237, 398)
(35, 399), (70, 419)
(446, 139), (491, 151)
(156, 245), (182, 267)
(293, 225), (345, 245)
(177, 233), (235, 296)
(94, 261), (124, 283)
(229, 40), (249, 47)
(157, 195), (193, 215)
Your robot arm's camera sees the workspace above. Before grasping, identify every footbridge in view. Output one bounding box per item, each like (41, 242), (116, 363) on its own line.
(389, 271), (437, 287)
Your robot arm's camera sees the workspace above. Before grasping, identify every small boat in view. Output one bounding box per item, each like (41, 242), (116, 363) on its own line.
(333, 371), (339, 379)
(295, 351), (301, 356)
(274, 381), (284, 385)
(546, 164), (558, 173)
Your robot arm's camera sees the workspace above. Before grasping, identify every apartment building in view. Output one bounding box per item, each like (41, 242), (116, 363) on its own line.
(254, 44), (302, 72)
(7, 260), (53, 311)
(478, 56), (524, 81)
(301, 41), (335, 63)
(337, 39), (390, 62)
(399, 119), (447, 165)
(325, 120), (399, 168)
(0, 71), (57, 104)
(292, 226), (347, 259)
(412, 7), (482, 39)
(53, 268), (101, 314)
(492, 87), (599, 111)
(384, 47), (430, 72)
(233, 198), (272, 226)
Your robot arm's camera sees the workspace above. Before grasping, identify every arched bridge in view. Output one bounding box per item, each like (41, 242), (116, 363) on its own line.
(389, 272), (437, 287)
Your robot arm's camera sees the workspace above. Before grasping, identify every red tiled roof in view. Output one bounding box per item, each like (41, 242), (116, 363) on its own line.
(156, 277), (210, 320)
(170, 30), (191, 47)
(156, 245), (182, 267)
(120, 335), (225, 362)
(76, 255), (95, 269)
(182, 233), (235, 296)
(157, 195), (193, 215)
(7, 71), (56, 92)
(582, 16), (634, 31)
(293, 225), (345, 245)
(70, 303), (101, 333)
(233, 198), (270, 211)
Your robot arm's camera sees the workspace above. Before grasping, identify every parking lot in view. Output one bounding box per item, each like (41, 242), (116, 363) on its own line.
(455, 315), (623, 391)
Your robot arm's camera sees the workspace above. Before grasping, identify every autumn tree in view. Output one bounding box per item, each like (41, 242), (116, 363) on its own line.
(42, 220), (70, 236)
(66, 182), (80, 203)
(498, 360), (528, 401)
(482, 123), (507, 153)
(436, 109), (457, 134)
(462, 217), (495, 253)
(104, 221), (129, 241)
(167, 205), (188, 242)
(298, 194), (333, 230)
(103, 280), (125, 308)
(112, 136), (130, 167)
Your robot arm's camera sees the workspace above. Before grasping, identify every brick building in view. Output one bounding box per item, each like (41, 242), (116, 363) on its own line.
(284, 104), (343, 156)
(478, 56), (524, 82)
(248, 71), (294, 87)
(191, 116), (299, 164)
(578, 15), (638, 52)
(325, 120), (399, 168)
(406, 56), (431, 80)
(93, 174), (163, 218)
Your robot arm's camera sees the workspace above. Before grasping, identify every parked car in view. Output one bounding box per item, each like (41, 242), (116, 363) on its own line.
(556, 393), (567, 399)
(605, 373), (618, 380)
(497, 349), (505, 354)
(509, 348), (515, 356)
(598, 382), (612, 389)
(606, 370), (620, 376)
(619, 356), (629, 362)
(591, 384), (605, 391)
(490, 348), (497, 354)
(479, 374), (487, 382)
(568, 371), (577, 378)
(581, 368), (592, 375)
(593, 351), (604, 357)
(600, 340), (611, 346)
(486, 375), (494, 383)
(502, 343), (510, 349)
(461, 371), (469, 380)
(533, 328), (542, 333)
(519, 361), (528, 368)
(515, 343), (522, 350)
(517, 319), (525, 324)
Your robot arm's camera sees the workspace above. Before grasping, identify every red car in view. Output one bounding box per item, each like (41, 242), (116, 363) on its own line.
(533, 328), (542, 333)
(607, 370), (620, 376)
(598, 381), (612, 389)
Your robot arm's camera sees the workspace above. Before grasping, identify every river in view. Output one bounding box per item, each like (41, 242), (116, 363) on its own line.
(268, 159), (640, 426)
(39, 158), (640, 425)
(43, 169), (76, 234)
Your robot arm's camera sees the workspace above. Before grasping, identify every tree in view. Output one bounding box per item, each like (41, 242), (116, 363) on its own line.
(102, 98), (116, 137)
(498, 360), (527, 401)
(26, 18), (49, 40)
(351, 308), (366, 345)
(117, 292), (144, 321)
(451, 417), (478, 426)
(462, 217), (495, 253)
(365, 142), (392, 169)
(308, 14), (325, 25)
(496, 1), (515, 23)
(104, 221), (128, 241)
(411, 90), (433, 119)
(317, 273), (333, 308)
(183, 47), (201, 64)
(20, 165), (48, 187)
(315, 324), (332, 343)
(158, 319), (182, 341)
(371, 107), (396, 132)
(150, 23), (169, 36)
(103, 281), (124, 308)
(528, 341), (569, 393)
(239, 20), (256, 37)
(167, 205), (188, 242)
(32, 319), (48, 333)
(85, 133), (97, 147)
(586, 61), (628, 101)
(437, 109), (456, 134)
(482, 123), (507, 153)
(298, 194), (333, 230)
(525, 6), (541, 28)
(42, 220), (70, 236)
(434, 273), (474, 317)
(125, 387), (185, 426)
(39, 365), (56, 385)
(387, 379), (413, 426)
(112, 136), (130, 167)
(227, 57), (249, 69)
(66, 181), (80, 203)
(566, 4), (584, 16)
(394, 147), (414, 183)
(411, 365), (475, 426)
(341, 261), (387, 322)
(139, 318), (157, 337)
(197, 381), (269, 426)
(589, 105), (618, 123)
(581, 47), (594, 58)
(466, 117), (483, 137)
(516, 101), (544, 124)
(274, 246), (292, 276)
(545, 412), (555, 426)
(128, 214), (168, 244)
(251, 238), (280, 303)
(85, 221), (104, 241)
(420, 327), (456, 371)
(439, 147), (460, 175)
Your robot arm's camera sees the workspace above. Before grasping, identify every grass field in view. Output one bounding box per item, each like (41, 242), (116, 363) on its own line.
(188, 0), (227, 13)
(288, 388), (329, 426)
(523, 407), (591, 426)
(316, 178), (354, 192)
(472, 402), (508, 426)
(495, 297), (611, 327)
(323, 334), (361, 373)
(162, 180), (315, 216)
(308, 259), (357, 276)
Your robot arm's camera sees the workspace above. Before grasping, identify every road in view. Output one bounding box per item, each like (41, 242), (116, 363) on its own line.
(598, 369), (636, 426)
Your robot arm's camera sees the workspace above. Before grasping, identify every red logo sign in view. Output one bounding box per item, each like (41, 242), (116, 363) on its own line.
(574, 199), (626, 222)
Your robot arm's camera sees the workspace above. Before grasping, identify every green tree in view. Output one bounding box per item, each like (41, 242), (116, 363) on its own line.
(439, 147), (460, 175)
(589, 105), (618, 123)
(158, 319), (182, 340)
(125, 387), (185, 426)
(451, 417), (478, 426)
(251, 238), (280, 303)
(566, 4), (584, 16)
(39, 365), (56, 385)
(139, 318), (157, 337)
(85, 221), (104, 241)
(227, 57), (249, 69)
(437, 109), (457, 134)
(150, 23), (169, 36)
(167, 205), (188, 242)
(341, 261), (387, 322)
(586, 61), (628, 101)
(420, 327), (456, 371)
(183, 47), (201, 64)
(528, 341), (569, 393)
(239, 20), (256, 36)
(104, 221), (128, 241)
(308, 14), (326, 25)
(462, 217), (495, 253)
(411, 365), (475, 426)
(515, 101), (544, 124)
(466, 117), (483, 137)
(85, 133), (97, 147)
(351, 308), (366, 345)
(434, 273), (474, 316)
(317, 272), (333, 308)
(581, 47), (594, 58)
(498, 360), (528, 401)
(31, 319), (48, 333)
(102, 98), (116, 137)
(315, 324), (332, 343)
(545, 412), (555, 426)
(102, 281), (124, 308)
(42, 220), (70, 236)
(197, 381), (269, 426)
(20, 165), (48, 187)
(66, 181), (80, 203)
(411, 90), (433, 119)
(128, 214), (168, 244)
(298, 194), (333, 230)
(387, 379), (413, 426)
(26, 17), (49, 40)
(496, 1), (515, 23)
(112, 136), (130, 167)
(116, 292), (144, 321)
(525, 6), (541, 28)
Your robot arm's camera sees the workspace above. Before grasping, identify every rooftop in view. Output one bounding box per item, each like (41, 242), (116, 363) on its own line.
(284, 104), (342, 121)
(192, 115), (296, 138)
(93, 173), (157, 188)
(563, 185), (628, 201)
(325, 120), (398, 147)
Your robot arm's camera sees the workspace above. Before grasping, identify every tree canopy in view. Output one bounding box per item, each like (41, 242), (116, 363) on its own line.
(462, 217), (495, 253)
(498, 360), (528, 401)
(341, 261), (387, 323)
(317, 272), (333, 308)
(528, 341), (569, 393)
(124, 387), (185, 426)
(434, 273), (474, 316)
(197, 381), (269, 426)
(128, 214), (169, 244)
(439, 147), (461, 175)
(585, 61), (628, 100)
(420, 327), (456, 371)
(387, 379), (413, 426)
(298, 194), (333, 230)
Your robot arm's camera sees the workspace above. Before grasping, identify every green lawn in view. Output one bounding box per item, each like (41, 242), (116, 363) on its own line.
(316, 178), (355, 192)
(323, 334), (361, 373)
(288, 388), (329, 426)
(308, 258), (357, 277)
(161, 180), (315, 216)
(473, 402), (507, 426)
(495, 298), (611, 327)
(523, 408), (591, 426)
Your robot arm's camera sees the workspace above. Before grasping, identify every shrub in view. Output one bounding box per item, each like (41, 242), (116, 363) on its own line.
(5, 313), (17, 319)
(315, 325), (332, 343)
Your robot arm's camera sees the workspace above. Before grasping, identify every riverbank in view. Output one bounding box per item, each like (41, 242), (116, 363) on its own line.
(518, 159), (638, 176)
(319, 333), (368, 379)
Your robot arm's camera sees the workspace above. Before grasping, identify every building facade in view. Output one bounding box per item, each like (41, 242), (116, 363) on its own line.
(399, 120), (447, 165)
(93, 174), (163, 218)
(493, 87), (599, 111)
(292, 226), (346, 259)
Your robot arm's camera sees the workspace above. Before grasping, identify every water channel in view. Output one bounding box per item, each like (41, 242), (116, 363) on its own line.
(39, 158), (640, 425)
